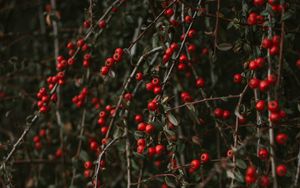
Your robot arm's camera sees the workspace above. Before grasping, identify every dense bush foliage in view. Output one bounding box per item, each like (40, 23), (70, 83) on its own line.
(1, 0), (300, 187)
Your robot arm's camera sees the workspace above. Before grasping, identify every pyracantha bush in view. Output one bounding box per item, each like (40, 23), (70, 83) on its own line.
(1, 0), (300, 187)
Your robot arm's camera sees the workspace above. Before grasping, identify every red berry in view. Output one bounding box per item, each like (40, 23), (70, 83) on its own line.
(184, 15), (193, 23)
(40, 106), (48, 113)
(164, 8), (174, 17)
(148, 101), (158, 111)
(262, 38), (273, 49)
(256, 15), (264, 24)
(101, 66), (110, 75)
(276, 133), (288, 145)
(115, 48), (124, 55)
(145, 124), (155, 134)
(148, 147), (156, 157)
(214, 108), (224, 118)
(67, 42), (74, 49)
(249, 60), (258, 70)
(77, 39), (84, 47)
(227, 149), (233, 158)
(222, 110), (231, 119)
(270, 112), (280, 122)
(33, 136), (40, 143)
(155, 144), (165, 155)
(134, 114), (143, 123)
(188, 44), (196, 53)
(245, 175), (256, 185)
(200, 153), (210, 163)
(268, 0), (279, 6)
(137, 122), (146, 131)
(179, 54), (188, 63)
(279, 110), (287, 118)
(256, 57), (265, 68)
(272, 35), (280, 46)
(137, 138), (146, 146)
(83, 20), (90, 28)
(177, 63), (186, 71)
(181, 92), (192, 102)
(124, 92), (133, 101)
(39, 129), (46, 137)
(55, 148), (63, 158)
(97, 117), (106, 126)
(153, 86), (162, 94)
(90, 141), (98, 151)
(84, 170), (91, 178)
(151, 78), (160, 86)
(196, 77), (205, 88)
(268, 100), (279, 112)
(146, 82), (154, 91)
(188, 29), (197, 38)
(98, 20), (106, 29)
(259, 175), (270, 187)
(247, 12), (257, 25)
(249, 78), (260, 89)
(105, 57), (115, 67)
(267, 74), (277, 84)
(84, 161), (93, 169)
(258, 148), (269, 160)
(246, 166), (257, 177)
(254, 0), (265, 6)
(190, 159), (200, 170)
(259, 80), (270, 92)
(137, 145), (145, 154)
(269, 46), (279, 56)
(170, 42), (179, 51)
(256, 100), (265, 111)
(276, 164), (287, 176)
(34, 142), (42, 150)
(296, 59), (300, 69)
(233, 73), (243, 84)
(238, 115), (247, 124)
(136, 72), (143, 81)
(101, 126), (108, 135)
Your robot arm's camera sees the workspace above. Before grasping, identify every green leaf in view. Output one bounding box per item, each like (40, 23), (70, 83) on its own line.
(164, 176), (176, 188)
(167, 112), (178, 126)
(217, 43), (233, 51)
(236, 159), (247, 169)
(186, 104), (195, 112)
(134, 131), (144, 139)
(79, 150), (89, 161)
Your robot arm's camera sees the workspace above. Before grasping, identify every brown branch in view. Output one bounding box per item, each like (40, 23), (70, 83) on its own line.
(130, 173), (178, 186)
(93, 136), (123, 188)
(167, 95), (240, 112)
(104, 46), (163, 139)
(127, 0), (177, 50)
(266, 14), (278, 188)
(230, 85), (248, 186)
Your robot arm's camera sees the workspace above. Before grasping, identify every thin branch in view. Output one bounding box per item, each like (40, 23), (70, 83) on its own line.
(104, 46), (163, 139)
(167, 95), (240, 111)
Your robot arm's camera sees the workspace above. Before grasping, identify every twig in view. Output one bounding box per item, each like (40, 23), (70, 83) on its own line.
(93, 136), (123, 188)
(130, 173), (178, 186)
(266, 14), (278, 188)
(230, 85), (248, 186)
(104, 46), (163, 139)
(70, 109), (87, 186)
(294, 145), (300, 187)
(213, 0), (220, 54)
(167, 95), (240, 111)
(0, 114), (39, 169)
(127, 0), (177, 50)
(276, 2), (285, 97)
